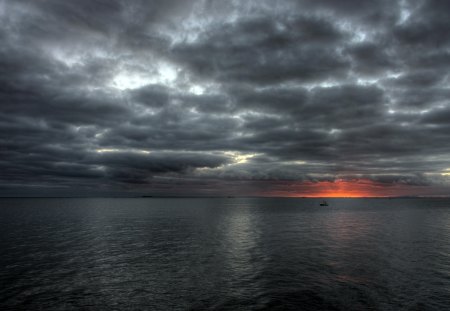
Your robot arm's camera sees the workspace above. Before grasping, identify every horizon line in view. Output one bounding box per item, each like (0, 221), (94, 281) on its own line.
(1, 195), (449, 199)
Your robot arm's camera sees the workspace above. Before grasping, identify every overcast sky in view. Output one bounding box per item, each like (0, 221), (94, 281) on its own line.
(1, 0), (449, 197)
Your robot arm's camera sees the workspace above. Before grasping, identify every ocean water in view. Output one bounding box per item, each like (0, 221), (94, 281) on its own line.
(0, 198), (449, 310)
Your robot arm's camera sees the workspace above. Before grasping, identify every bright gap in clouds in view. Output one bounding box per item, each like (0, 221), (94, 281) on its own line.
(111, 63), (178, 90)
(111, 71), (153, 90)
(96, 148), (151, 154)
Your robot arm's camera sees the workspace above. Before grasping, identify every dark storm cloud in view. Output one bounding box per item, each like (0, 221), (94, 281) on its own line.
(345, 42), (397, 75)
(171, 14), (349, 85)
(1, 0), (449, 196)
(393, 0), (450, 47)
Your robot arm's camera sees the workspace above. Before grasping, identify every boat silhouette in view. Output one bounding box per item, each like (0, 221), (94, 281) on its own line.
(319, 200), (328, 206)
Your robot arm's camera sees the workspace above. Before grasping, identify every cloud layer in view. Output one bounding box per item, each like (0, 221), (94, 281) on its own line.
(1, 0), (449, 196)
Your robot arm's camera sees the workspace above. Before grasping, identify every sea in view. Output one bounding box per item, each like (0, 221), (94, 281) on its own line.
(0, 197), (449, 310)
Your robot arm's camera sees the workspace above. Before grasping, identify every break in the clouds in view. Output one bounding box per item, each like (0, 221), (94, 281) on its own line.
(1, 0), (450, 196)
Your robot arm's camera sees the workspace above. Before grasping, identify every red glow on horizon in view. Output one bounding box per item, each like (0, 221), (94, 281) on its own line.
(266, 179), (439, 198)
(300, 180), (379, 197)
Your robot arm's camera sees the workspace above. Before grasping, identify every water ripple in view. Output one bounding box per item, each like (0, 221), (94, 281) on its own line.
(0, 198), (449, 310)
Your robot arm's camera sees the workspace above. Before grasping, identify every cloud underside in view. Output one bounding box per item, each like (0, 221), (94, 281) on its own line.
(1, 0), (450, 196)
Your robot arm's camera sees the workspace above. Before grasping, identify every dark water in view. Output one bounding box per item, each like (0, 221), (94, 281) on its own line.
(1, 198), (450, 310)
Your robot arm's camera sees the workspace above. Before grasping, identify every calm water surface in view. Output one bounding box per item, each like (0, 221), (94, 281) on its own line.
(1, 198), (450, 310)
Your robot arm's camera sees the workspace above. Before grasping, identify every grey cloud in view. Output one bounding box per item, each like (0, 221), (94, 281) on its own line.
(130, 85), (171, 108)
(90, 151), (229, 173)
(233, 85), (309, 114)
(170, 14), (349, 85)
(390, 70), (444, 88)
(420, 107), (450, 125)
(394, 0), (450, 48)
(306, 85), (386, 125)
(346, 43), (397, 75)
(1, 0), (449, 196)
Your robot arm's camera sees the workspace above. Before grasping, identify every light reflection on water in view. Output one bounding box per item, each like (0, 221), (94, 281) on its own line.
(0, 198), (450, 310)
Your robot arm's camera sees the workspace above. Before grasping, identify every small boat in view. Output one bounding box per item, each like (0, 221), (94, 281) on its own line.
(319, 200), (328, 206)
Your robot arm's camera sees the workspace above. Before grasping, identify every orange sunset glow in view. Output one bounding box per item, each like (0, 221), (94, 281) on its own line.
(267, 179), (441, 198)
(302, 180), (386, 198)
(301, 180), (377, 197)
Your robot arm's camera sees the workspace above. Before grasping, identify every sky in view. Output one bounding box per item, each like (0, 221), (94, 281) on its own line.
(1, 0), (450, 197)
